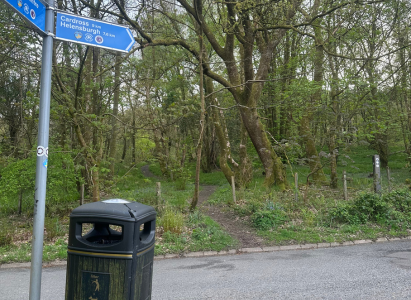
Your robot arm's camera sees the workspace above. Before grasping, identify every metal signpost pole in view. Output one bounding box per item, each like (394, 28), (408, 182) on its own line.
(29, 0), (54, 299)
(0, 1), (135, 297)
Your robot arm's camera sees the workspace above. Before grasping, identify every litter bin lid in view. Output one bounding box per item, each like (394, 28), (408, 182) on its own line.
(102, 199), (131, 204)
(70, 199), (156, 222)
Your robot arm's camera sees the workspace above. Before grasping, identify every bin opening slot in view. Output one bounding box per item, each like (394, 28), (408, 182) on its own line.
(139, 221), (153, 242)
(81, 222), (123, 245)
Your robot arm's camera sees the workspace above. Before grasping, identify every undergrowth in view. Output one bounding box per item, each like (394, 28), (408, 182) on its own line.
(2, 147), (411, 264)
(155, 210), (237, 255)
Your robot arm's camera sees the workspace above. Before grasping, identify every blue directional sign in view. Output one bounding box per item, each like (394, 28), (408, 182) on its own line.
(1, 0), (46, 34)
(55, 12), (135, 53)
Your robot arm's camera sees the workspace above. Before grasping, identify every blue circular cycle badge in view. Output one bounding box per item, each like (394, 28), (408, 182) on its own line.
(85, 33), (93, 42)
(95, 35), (103, 44)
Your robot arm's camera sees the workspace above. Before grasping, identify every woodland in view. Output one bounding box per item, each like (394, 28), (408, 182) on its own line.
(1, 0), (411, 213)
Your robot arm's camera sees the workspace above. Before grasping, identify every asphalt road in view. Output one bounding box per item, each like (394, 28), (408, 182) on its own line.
(1, 240), (411, 299)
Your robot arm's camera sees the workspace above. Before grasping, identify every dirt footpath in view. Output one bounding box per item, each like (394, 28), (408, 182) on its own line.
(141, 165), (263, 248)
(198, 185), (264, 249)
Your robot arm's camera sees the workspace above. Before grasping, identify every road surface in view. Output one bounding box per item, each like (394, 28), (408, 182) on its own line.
(1, 240), (411, 299)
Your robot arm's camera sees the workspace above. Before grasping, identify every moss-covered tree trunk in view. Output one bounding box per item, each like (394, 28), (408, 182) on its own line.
(239, 103), (286, 189)
(219, 21), (290, 189)
(201, 109), (217, 173)
(327, 59), (340, 189)
(366, 18), (389, 168)
(300, 8), (327, 185)
(191, 17), (205, 212)
(109, 52), (121, 175)
(236, 122), (253, 188)
(206, 77), (236, 185)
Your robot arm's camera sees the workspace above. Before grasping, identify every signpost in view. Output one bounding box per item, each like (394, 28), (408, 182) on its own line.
(373, 155), (381, 194)
(0, 1), (135, 299)
(2, 0), (47, 34)
(55, 12), (135, 52)
(27, 0), (54, 299)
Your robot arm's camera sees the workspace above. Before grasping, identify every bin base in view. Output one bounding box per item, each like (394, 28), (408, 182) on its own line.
(65, 246), (154, 300)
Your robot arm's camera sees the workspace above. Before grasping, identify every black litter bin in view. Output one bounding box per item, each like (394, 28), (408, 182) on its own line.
(65, 199), (156, 300)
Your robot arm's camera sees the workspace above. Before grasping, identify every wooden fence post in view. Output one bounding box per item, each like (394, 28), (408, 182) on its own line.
(387, 166), (391, 193)
(18, 189), (23, 215)
(156, 182), (162, 205)
(343, 170), (348, 201)
(80, 184), (84, 206)
(294, 173), (298, 202)
(231, 176), (236, 204)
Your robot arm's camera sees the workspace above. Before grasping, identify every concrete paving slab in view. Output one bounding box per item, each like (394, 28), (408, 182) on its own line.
(376, 237), (388, 242)
(262, 246), (280, 252)
(279, 245), (300, 251)
(203, 251), (218, 256)
(354, 239), (372, 245)
(241, 247), (263, 253)
(183, 252), (204, 258)
(300, 243), (317, 249)
(342, 241), (355, 246)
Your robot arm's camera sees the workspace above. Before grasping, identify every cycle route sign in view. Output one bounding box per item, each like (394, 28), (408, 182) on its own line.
(55, 12), (135, 53)
(2, 0), (47, 34)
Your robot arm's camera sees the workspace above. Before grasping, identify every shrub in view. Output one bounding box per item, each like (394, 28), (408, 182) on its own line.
(45, 217), (64, 241)
(330, 202), (365, 225)
(300, 208), (317, 226)
(173, 166), (192, 191)
(0, 218), (13, 246)
(187, 210), (203, 226)
(158, 209), (184, 234)
(251, 202), (288, 230)
(0, 230), (12, 247)
(385, 189), (411, 213)
(234, 198), (264, 216)
(330, 190), (411, 227)
(352, 192), (389, 223)
(330, 193), (387, 225)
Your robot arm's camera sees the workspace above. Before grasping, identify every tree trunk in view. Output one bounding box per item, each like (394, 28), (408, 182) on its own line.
(239, 105), (286, 189)
(109, 0), (125, 174)
(327, 58), (340, 189)
(201, 109), (216, 173)
(366, 16), (389, 169)
(300, 114), (326, 184)
(206, 78), (237, 185)
(301, 15), (326, 184)
(191, 19), (205, 211)
(236, 122), (253, 188)
(109, 52), (121, 175)
(121, 127), (127, 163)
(280, 32), (292, 139)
